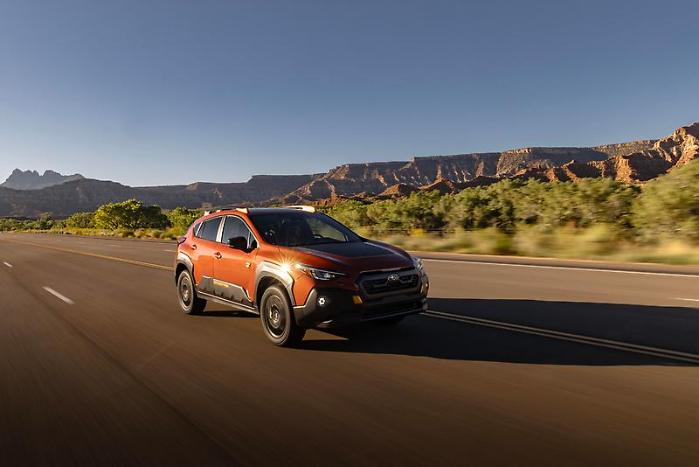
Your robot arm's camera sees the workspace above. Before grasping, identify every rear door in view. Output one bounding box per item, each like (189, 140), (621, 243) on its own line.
(191, 216), (223, 294)
(213, 216), (258, 307)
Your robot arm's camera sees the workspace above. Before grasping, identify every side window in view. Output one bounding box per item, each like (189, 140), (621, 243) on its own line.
(192, 222), (202, 237)
(221, 216), (254, 248)
(197, 218), (222, 242)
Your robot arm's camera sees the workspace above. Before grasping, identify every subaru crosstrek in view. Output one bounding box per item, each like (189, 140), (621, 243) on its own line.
(174, 206), (429, 346)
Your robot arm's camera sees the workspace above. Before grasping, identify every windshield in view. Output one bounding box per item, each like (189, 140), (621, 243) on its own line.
(249, 211), (362, 247)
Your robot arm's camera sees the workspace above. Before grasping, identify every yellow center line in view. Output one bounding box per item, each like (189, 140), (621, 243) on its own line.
(1, 238), (173, 271)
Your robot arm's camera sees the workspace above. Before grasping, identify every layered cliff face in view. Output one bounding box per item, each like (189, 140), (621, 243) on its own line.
(655, 123), (699, 166)
(280, 140), (659, 202)
(516, 123), (698, 183)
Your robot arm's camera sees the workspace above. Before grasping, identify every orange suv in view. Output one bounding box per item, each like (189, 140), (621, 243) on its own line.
(174, 206), (429, 346)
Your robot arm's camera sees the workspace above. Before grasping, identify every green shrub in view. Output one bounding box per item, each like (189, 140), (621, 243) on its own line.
(631, 159), (699, 243)
(321, 177), (639, 235)
(64, 211), (96, 229)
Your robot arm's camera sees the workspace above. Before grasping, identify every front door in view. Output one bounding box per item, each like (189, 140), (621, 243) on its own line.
(213, 215), (258, 307)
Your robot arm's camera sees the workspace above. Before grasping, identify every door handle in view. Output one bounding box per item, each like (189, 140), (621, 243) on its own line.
(214, 252), (222, 259)
(191, 244), (198, 250)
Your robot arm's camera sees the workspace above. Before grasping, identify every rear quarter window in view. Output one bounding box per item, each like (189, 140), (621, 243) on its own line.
(196, 218), (222, 241)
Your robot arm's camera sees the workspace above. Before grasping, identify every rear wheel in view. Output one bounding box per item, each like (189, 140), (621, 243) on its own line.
(177, 270), (206, 315)
(260, 285), (306, 347)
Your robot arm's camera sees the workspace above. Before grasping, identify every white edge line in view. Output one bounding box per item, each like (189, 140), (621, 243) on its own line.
(422, 258), (699, 278)
(3, 261), (12, 268)
(677, 298), (699, 303)
(43, 287), (75, 305)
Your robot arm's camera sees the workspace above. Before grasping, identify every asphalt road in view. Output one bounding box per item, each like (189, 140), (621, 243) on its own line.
(1, 232), (699, 466)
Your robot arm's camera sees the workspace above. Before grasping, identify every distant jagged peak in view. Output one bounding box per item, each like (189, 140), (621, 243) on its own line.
(1, 168), (85, 190)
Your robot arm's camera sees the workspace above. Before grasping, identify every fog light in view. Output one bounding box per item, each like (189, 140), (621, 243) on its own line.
(352, 295), (363, 305)
(317, 296), (328, 307)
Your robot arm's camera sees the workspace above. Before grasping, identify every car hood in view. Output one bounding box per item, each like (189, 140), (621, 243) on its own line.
(290, 240), (414, 273)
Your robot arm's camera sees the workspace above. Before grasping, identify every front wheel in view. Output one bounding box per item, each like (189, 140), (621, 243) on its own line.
(177, 270), (207, 315)
(260, 285), (306, 347)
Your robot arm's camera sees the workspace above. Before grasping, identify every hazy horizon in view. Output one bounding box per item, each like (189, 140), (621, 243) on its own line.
(2, 120), (694, 187)
(1, 0), (697, 186)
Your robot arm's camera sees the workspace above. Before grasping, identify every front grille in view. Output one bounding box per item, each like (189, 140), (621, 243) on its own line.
(358, 268), (421, 297)
(364, 274), (418, 294)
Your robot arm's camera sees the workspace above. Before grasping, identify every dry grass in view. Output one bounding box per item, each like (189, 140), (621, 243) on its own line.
(379, 226), (699, 265)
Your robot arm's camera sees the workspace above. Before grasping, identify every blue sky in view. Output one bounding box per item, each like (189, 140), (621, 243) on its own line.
(0, 0), (697, 186)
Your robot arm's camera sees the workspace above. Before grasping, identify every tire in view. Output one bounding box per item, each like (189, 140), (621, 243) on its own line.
(260, 285), (306, 347)
(177, 269), (207, 315)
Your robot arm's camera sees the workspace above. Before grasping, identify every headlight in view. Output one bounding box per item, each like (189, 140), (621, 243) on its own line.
(295, 264), (346, 281)
(412, 256), (424, 272)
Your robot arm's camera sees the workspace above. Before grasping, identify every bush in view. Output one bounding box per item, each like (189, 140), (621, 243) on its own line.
(0, 218), (32, 231)
(64, 211), (95, 229)
(321, 177), (639, 235)
(364, 190), (447, 233)
(631, 159), (699, 243)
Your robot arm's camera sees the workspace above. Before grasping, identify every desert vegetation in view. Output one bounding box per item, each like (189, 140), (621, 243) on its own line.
(1, 160), (697, 263)
(0, 200), (201, 240)
(323, 159), (699, 263)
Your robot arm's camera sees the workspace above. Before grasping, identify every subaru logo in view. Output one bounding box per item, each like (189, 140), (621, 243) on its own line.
(387, 274), (400, 283)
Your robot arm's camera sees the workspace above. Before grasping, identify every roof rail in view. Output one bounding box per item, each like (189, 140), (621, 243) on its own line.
(204, 206), (249, 215)
(285, 205), (316, 213)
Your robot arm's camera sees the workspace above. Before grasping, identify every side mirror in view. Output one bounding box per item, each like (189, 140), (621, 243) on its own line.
(227, 236), (248, 251)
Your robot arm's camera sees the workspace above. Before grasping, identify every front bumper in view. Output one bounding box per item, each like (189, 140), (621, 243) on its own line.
(293, 286), (428, 328)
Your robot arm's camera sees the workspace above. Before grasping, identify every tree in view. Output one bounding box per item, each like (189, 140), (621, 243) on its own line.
(167, 207), (201, 232)
(93, 199), (169, 230)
